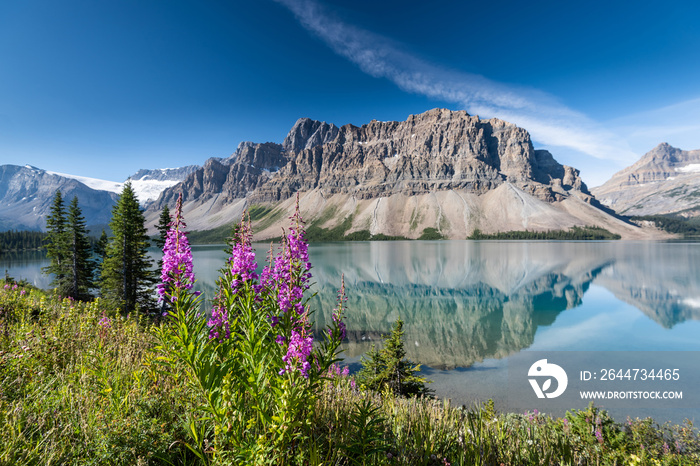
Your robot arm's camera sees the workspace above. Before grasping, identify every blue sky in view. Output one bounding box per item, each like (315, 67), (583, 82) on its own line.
(1, 0), (699, 187)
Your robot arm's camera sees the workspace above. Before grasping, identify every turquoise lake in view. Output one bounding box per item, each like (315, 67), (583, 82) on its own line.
(3, 240), (700, 422)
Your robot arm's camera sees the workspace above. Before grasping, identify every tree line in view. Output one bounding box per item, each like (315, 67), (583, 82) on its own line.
(0, 230), (48, 253)
(468, 225), (622, 240)
(43, 181), (172, 312)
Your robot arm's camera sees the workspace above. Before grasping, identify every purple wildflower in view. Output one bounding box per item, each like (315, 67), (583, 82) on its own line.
(208, 302), (230, 341)
(595, 429), (603, 444)
(98, 315), (112, 329)
(280, 323), (314, 378)
(157, 193), (195, 302)
(228, 217), (258, 291)
(207, 213), (259, 341)
(20, 289), (26, 296)
(262, 197), (312, 320)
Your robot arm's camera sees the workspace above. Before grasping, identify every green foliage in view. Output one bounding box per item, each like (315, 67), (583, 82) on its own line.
(357, 318), (432, 398)
(41, 193), (96, 300)
(187, 222), (236, 245)
(154, 204), (171, 250)
(0, 230), (47, 253)
(94, 229), (109, 262)
(343, 230), (409, 241)
(305, 213), (355, 241)
(64, 197), (97, 301)
(100, 181), (156, 314)
(2, 280), (700, 464)
(631, 215), (700, 236)
(248, 204), (274, 220)
(468, 225), (622, 240)
(43, 190), (69, 291)
(0, 282), (195, 465)
(418, 227), (445, 240)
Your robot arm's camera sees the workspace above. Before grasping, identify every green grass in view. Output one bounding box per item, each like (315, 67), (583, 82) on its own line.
(468, 226), (622, 240)
(2, 280), (699, 465)
(248, 204), (275, 220)
(187, 222), (236, 244)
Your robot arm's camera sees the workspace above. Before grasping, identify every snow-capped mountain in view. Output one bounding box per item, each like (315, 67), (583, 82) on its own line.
(0, 164), (197, 232)
(46, 166), (198, 205)
(0, 165), (118, 231)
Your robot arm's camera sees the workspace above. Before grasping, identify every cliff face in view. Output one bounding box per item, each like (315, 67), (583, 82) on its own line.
(155, 141), (289, 207)
(251, 109), (589, 203)
(147, 108), (657, 239)
(592, 143), (700, 217)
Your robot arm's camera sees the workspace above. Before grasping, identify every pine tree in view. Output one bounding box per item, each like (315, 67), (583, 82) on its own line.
(154, 205), (171, 250)
(95, 229), (109, 261)
(43, 190), (70, 293)
(356, 318), (432, 397)
(65, 196), (96, 300)
(100, 181), (156, 313)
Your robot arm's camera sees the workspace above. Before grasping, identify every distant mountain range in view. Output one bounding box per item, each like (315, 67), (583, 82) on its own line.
(591, 143), (700, 217)
(146, 108), (662, 240)
(0, 165), (196, 231)
(3, 109), (695, 237)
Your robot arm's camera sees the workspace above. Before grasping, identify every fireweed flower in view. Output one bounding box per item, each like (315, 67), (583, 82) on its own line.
(280, 313), (314, 378)
(207, 214), (258, 341)
(157, 193), (196, 302)
(98, 314), (112, 329)
(228, 218), (258, 291)
(208, 302), (230, 341)
(261, 197), (312, 322)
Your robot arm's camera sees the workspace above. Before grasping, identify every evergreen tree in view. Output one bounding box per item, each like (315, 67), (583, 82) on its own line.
(100, 181), (156, 313)
(356, 318), (432, 397)
(94, 229), (109, 261)
(43, 190), (70, 293)
(154, 205), (171, 250)
(65, 196), (96, 300)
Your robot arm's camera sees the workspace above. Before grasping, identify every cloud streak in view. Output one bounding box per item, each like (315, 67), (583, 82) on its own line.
(274, 0), (637, 163)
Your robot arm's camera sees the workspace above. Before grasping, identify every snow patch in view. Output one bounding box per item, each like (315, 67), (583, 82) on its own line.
(46, 170), (178, 204)
(684, 298), (700, 309)
(47, 171), (123, 194)
(676, 164), (700, 173)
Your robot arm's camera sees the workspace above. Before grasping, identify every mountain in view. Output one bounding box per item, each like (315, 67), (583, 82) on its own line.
(149, 108), (660, 240)
(128, 166), (198, 205)
(591, 143), (700, 217)
(0, 165), (118, 231)
(0, 164), (198, 232)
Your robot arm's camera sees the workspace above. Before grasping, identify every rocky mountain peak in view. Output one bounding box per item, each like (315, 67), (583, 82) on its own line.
(283, 117), (340, 152)
(591, 143), (700, 217)
(252, 108), (584, 203)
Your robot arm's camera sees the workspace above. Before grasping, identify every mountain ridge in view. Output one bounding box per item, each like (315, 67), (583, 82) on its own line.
(148, 108), (663, 240)
(591, 142), (700, 217)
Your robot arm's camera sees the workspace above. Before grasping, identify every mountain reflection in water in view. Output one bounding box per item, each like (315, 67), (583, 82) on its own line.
(299, 241), (700, 369)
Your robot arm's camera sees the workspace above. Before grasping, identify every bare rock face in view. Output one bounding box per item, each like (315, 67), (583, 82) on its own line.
(154, 141), (289, 207)
(250, 108), (588, 203)
(592, 143), (700, 217)
(148, 108), (616, 237)
(283, 118), (340, 152)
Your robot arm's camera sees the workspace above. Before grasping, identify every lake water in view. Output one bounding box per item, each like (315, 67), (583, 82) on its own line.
(4, 240), (700, 422)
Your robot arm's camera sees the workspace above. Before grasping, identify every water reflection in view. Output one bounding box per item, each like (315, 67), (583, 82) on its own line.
(3, 241), (700, 369)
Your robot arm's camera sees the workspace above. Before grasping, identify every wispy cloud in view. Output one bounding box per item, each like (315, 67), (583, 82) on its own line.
(608, 97), (700, 153)
(274, 0), (638, 164)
